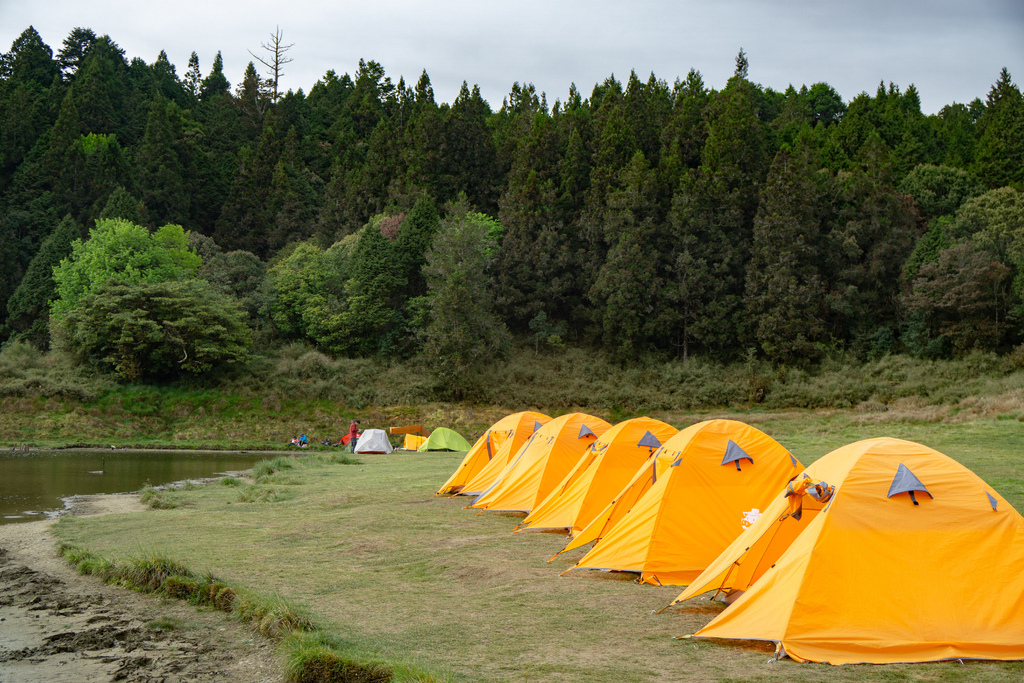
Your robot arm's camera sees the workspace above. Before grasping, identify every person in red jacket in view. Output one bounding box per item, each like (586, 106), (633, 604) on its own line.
(348, 420), (360, 451)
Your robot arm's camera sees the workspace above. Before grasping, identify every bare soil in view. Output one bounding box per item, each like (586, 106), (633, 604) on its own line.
(0, 494), (281, 683)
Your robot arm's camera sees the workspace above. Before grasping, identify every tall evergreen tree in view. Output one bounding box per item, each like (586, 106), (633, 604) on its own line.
(823, 135), (918, 351)
(215, 116), (280, 256)
(199, 51), (231, 100)
(394, 196), (441, 298)
(3, 214), (79, 346)
(589, 151), (668, 356)
(422, 199), (509, 398)
(973, 68), (1024, 190)
(745, 142), (829, 363)
(134, 98), (190, 225)
(0, 26), (59, 86)
(56, 27), (97, 79)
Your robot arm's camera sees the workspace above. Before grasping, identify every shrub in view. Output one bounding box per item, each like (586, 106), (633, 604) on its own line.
(252, 456), (296, 480)
(283, 631), (393, 683)
(140, 485), (177, 509)
(235, 590), (316, 639)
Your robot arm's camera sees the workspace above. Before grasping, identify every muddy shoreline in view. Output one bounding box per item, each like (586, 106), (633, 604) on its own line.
(0, 494), (281, 682)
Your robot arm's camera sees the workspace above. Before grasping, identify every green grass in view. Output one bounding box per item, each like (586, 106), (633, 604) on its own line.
(53, 418), (1024, 682)
(6, 343), (1024, 451)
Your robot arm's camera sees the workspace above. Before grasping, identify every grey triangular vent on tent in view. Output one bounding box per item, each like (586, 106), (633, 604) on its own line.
(578, 424), (596, 439)
(533, 421), (543, 433)
(637, 431), (662, 449)
(721, 440), (753, 470)
(886, 463), (933, 505)
(788, 452), (797, 468)
(987, 492), (998, 511)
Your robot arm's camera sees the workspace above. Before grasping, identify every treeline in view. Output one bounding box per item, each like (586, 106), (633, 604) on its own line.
(1, 26), (1023, 385)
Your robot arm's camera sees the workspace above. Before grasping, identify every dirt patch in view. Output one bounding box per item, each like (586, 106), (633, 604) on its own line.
(0, 503), (281, 682)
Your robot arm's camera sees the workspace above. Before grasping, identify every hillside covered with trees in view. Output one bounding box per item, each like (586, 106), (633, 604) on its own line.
(1, 25), (1023, 397)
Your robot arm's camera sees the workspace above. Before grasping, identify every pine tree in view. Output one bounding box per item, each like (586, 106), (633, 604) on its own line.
(4, 214), (80, 346)
(0, 26), (59, 86)
(745, 143), (829, 363)
(973, 68), (1024, 190)
(97, 185), (144, 223)
(135, 98), (190, 225)
(199, 51), (231, 100)
(394, 196), (441, 298)
(422, 199), (509, 398)
(214, 116), (280, 255)
(56, 27), (97, 78)
(183, 52), (202, 104)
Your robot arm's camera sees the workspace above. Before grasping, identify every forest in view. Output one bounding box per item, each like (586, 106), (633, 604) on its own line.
(1, 25), (1023, 395)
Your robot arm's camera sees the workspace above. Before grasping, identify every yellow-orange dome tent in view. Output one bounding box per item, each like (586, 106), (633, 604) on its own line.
(552, 431), (684, 561)
(666, 437), (1024, 665)
(455, 414), (552, 497)
(468, 413), (611, 514)
(514, 417), (678, 536)
(562, 419), (802, 586)
(436, 411), (549, 496)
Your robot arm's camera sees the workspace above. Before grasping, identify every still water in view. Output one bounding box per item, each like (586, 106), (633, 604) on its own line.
(0, 450), (267, 524)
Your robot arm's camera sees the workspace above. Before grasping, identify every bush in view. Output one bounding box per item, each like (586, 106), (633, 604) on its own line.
(283, 632), (393, 683)
(252, 456), (296, 480)
(140, 485), (177, 509)
(235, 590), (316, 639)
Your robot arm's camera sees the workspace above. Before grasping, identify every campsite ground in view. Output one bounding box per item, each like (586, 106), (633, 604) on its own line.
(45, 410), (1024, 682)
(0, 495), (280, 682)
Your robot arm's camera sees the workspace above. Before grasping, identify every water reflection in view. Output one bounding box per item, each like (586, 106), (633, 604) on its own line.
(0, 450), (267, 524)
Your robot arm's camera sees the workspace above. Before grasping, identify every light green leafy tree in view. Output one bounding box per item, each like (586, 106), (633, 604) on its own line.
(267, 237), (354, 350)
(51, 218), (200, 319)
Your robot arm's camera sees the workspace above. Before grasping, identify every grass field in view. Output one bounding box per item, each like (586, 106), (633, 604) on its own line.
(54, 413), (1024, 682)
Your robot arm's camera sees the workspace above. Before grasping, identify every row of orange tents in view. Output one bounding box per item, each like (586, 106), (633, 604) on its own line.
(436, 411), (1024, 665)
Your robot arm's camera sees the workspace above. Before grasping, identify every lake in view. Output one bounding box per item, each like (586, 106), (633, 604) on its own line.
(0, 449), (268, 525)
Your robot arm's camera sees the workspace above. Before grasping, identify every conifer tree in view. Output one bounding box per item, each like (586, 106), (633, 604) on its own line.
(0, 26), (59, 85)
(394, 196), (441, 298)
(57, 27), (97, 78)
(4, 214), (80, 346)
(745, 142), (829, 363)
(183, 51), (202, 104)
(135, 98), (190, 225)
(98, 185), (144, 224)
(973, 68), (1024, 190)
(199, 51), (231, 100)
(423, 199), (509, 398)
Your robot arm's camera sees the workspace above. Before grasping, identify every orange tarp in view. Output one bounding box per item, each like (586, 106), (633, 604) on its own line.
(515, 417), (678, 536)
(669, 437), (1024, 664)
(562, 419), (802, 586)
(390, 425), (424, 435)
(467, 413), (611, 514)
(437, 412), (550, 496)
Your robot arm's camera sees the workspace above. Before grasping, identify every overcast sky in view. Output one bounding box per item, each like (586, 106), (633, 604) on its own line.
(2, 0), (1022, 114)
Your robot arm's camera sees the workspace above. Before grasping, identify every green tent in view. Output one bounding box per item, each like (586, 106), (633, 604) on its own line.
(418, 427), (472, 452)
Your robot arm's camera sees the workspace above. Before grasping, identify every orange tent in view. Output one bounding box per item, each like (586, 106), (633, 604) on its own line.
(436, 411), (549, 496)
(667, 437), (1024, 664)
(514, 417), (678, 536)
(453, 413), (552, 497)
(562, 419), (802, 586)
(552, 431), (684, 561)
(467, 413), (611, 514)
(403, 434), (428, 450)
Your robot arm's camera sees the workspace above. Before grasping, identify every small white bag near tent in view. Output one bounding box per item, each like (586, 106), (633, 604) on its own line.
(354, 428), (394, 454)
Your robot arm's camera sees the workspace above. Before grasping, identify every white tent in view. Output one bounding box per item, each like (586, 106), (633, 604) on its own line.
(354, 429), (394, 454)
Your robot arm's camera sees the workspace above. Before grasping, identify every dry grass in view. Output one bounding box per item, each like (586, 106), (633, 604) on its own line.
(53, 417), (1024, 682)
